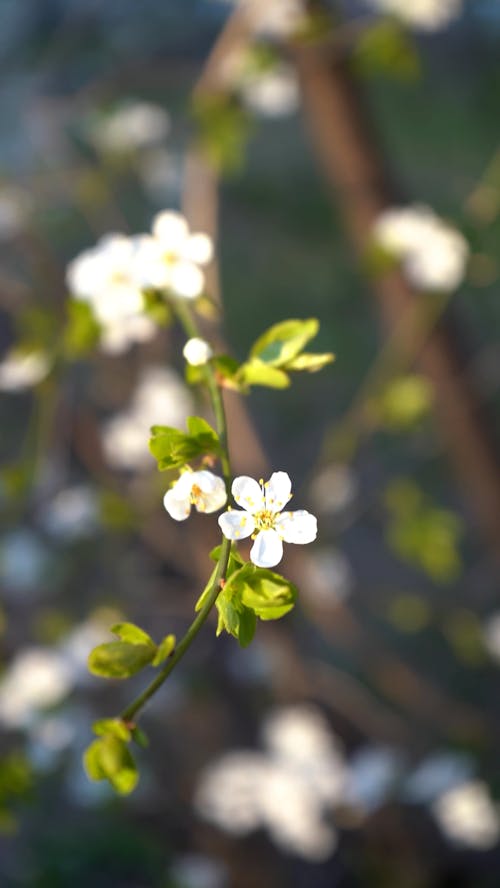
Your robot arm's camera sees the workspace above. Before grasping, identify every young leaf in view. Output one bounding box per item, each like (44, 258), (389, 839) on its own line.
(92, 719), (131, 742)
(186, 416), (219, 450)
(149, 418), (220, 471)
(239, 360), (290, 389)
(84, 736), (138, 795)
(152, 634), (176, 666)
(88, 641), (156, 679)
(227, 564), (297, 620)
(63, 299), (101, 358)
(285, 352), (335, 373)
(110, 622), (155, 648)
(250, 318), (319, 367)
(237, 606), (257, 647)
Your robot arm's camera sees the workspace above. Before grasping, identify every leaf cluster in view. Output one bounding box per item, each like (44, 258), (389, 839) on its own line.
(149, 416), (219, 471)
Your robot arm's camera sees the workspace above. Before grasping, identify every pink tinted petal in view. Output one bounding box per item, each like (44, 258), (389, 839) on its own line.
(232, 476), (264, 514)
(218, 510), (255, 540)
(250, 529), (283, 568)
(265, 471), (292, 513)
(275, 510), (317, 544)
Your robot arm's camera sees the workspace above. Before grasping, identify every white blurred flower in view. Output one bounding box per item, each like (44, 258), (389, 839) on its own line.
(218, 472), (317, 568)
(0, 647), (72, 728)
(247, 0), (305, 38)
(169, 854), (228, 888)
(41, 485), (99, 541)
(309, 463), (359, 517)
(183, 337), (213, 366)
(346, 746), (404, 812)
(135, 211), (213, 299)
(301, 549), (354, 606)
(164, 470), (227, 521)
(364, 0), (462, 30)
(0, 529), (50, 597)
(101, 366), (193, 471)
(373, 204), (469, 291)
(482, 612), (500, 661)
(0, 186), (31, 240)
(195, 705), (345, 861)
(432, 780), (500, 849)
(89, 101), (170, 154)
(240, 64), (300, 117)
(404, 752), (475, 804)
(0, 349), (50, 391)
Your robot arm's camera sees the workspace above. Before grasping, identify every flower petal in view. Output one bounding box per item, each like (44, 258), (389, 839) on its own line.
(232, 476), (264, 513)
(265, 471), (292, 513)
(152, 211), (188, 249)
(250, 529), (283, 568)
(183, 232), (213, 266)
(218, 510), (255, 540)
(192, 471), (227, 514)
(275, 510), (317, 545)
(163, 489), (191, 521)
(170, 261), (204, 298)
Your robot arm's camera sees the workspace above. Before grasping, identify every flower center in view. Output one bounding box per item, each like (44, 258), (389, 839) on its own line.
(163, 250), (178, 266)
(190, 484), (202, 505)
(254, 509), (276, 531)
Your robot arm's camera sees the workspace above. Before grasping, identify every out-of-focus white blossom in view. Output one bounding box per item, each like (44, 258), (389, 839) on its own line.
(0, 186), (31, 240)
(482, 611), (500, 661)
(41, 485), (99, 541)
(240, 64), (300, 117)
(301, 549), (354, 606)
(66, 233), (156, 353)
(218, 472), (317, 568)
(0, 529), (51, 597)
(404, 752), (475, 804)
(0, 349), (50, 391)
(183, 337), (213, 366)
(0, 648), (72, 728)
(346, 746), (404, 813)
(164, 470), (227, 521)
(89, 101), (170, 154)
(310, 463), (359, 517)
(373, 204), (469, 291)
(431, 780), (500, 849)
(363, 0), (462, 30)
(169, 854), (229, 888)
(134, 210), (213, 299)
(195, 704), (345, 861)
(101, 366), (193, 471)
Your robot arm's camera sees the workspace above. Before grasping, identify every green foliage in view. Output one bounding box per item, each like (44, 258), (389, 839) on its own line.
(92, 718), (132, 741)
(142, 289), (172, 326)
(88, 622), (156, 678)
(110, 622), (155, 646)
(84, 735), (138, 795)
(193, 93), (253, 174)
(385, 480), (463, 583)
(238, 318), (334, 389)
(0, 751), (34, 834)
(372, 374), (434, 430)
(354, 21), (420, 81)
(63, 299), (101, 358)
(152, 634), (176, 666)
(239, 360), (291, 389)
(149, 416), (220, 471)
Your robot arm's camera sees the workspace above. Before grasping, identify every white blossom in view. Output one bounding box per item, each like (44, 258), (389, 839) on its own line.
(101, 366), (193, 471)
(240, 64), (300, 117)
(183, 337), (213, 366)
(300, 549), (353, 606)
(0, 349), (50, 391)
(89, 101), (170, 154)
(0, 647), (72, 728)
(41, 485), (99, 541)
(164, 470), (227, 521)
(133, 210), (213, 299)
(218, 471), (317, 568)
(363, 0), (462, 30)
(431, 780), (500, 849)
(66, 233), (156, 354)
(373, 204), (469, 291)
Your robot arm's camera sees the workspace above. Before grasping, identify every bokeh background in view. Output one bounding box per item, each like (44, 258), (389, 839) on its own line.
(1, 0), (500, 885)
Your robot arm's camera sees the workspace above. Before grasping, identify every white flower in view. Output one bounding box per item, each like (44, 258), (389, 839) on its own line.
(240, 64), (300, 118)
(431, 780), (500, 849)
(164, 470), (227, 521)
(41, 485), (99, 541)
(66, 234), (156, 353)
(218, 472), (317, 568)
(373, 204), (469, 291)
(89, 101), (170, 154)
(0, 349), (50, 391)
(135, 210), (213, 299)
(183, 337), (213, 366)
(0, 647), (72, 729)
(364, 0), (462, 30)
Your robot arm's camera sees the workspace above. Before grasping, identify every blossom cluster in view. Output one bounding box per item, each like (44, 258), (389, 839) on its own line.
(364, 0), (463, 31)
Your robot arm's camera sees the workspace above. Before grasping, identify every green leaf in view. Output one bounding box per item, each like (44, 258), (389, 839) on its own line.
(250, 318), (319, 367)
(131, 726), (149, 748)
(88, 642), (156, 679)
(186, 416), (219, 450)
(152, 634), (176, 666)
(92, 719), (131, 742)
(110, 622), (155, 648)
(237, 565), (297, 620)
(143, 289), (172, 326)
(354, 21), (420, 82)
(239, 360), (290, 389)
(286, 352), (335, 373)
(63, 299), (101, 358)
(209, 543), (244, 565)
(84, 736), (138, 795)
(149, 418), (220, 471)
(195, 545), (244, 612)
(237, 606), (257, 647)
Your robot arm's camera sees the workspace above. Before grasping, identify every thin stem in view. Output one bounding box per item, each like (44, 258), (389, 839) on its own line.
(119, 297), (232, 723)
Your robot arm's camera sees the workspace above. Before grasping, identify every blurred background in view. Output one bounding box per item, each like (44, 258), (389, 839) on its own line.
(1, 0), (500, 885)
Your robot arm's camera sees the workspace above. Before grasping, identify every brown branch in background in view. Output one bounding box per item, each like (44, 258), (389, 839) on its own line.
(295, 42), (500, 562)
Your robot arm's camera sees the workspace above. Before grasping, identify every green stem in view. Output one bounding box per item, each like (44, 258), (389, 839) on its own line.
(119, 298), (232, 723)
